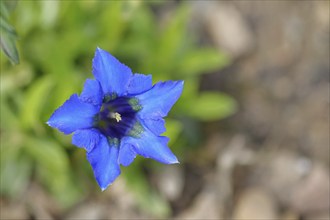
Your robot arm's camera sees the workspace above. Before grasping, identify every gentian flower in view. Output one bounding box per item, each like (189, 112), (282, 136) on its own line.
(47, 47), (183, 190)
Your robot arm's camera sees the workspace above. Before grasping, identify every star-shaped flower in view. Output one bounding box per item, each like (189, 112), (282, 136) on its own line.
(47, 47), (184, 190)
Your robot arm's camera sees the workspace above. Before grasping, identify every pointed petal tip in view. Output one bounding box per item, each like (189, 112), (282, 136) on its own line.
(159, 158), (180, 165)
(97, 173), (119, 191)
(46, 121), (56, 130)
(87, 136), (121, 192)
(94, 47), (104, 56)
(176, 80), (184, 90)
(164, 150), (180, 164)
(176, 80), (184, 95)
(169, 157), (180, 164)
(92, 47), (132, 96)
(45, 94), (99, 134)
(100, 186), (108, 191)
(94, 47), (108, 60)
(46, 118), (55, 128)
(98, 173), (120, 191)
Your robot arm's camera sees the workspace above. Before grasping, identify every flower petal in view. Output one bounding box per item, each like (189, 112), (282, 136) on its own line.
(92, 47), (132, 96)
(80, 79), (103, 106)
(118, 142), (136, 166)
(122, 128), (179, 164)
(72, 128), (101, 153)
(47, 94), (99, 134)
(141, 117), (166, 136)
(136, 80), (184, 118)
(127, 73), (152, 95)
(87, 135), (121, 191)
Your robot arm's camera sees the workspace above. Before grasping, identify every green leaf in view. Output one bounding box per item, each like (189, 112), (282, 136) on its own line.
(0, 141), (32, 198)
(0, 16), (19, 64)
(0, 95), (20, 130)
(188, 92), (237, 121)
(98, 1), (129, 51)
(178, 48), (230, 76)
(40, 0), (59, 28)
(0, 62), (33, 94)
(0, 155), (32, 198)
(153, 4), (191, 74)
(26, 138), (82, 207)
(0, 1), (18, 18)
(20, 75), (54, 131)
(163, 119), (183, 145)
(0, 1), (10, 19)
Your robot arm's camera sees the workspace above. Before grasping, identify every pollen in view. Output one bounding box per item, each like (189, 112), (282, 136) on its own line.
(108, 112), (122, 122)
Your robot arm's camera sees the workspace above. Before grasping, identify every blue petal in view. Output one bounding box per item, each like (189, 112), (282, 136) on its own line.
(72, 128), (101, 153)
(80, 79), (103, 106)
(118, 142), (136, 166)
(127, 73), (152, 95)
(122, 128), (179, 164)
(141, 117), (166, 136)
(136, 80), (184, 118)
(47, 94), (100, 134)
(92, 47), (132, 96)
(87, 135), (121, 191)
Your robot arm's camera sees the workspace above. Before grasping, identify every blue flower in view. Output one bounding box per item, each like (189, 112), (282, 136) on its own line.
(47, 47), (184, 190)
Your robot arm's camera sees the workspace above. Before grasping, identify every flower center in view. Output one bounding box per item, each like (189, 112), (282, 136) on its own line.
(109, 112), (122, 122)
(95, 96), (143, 140)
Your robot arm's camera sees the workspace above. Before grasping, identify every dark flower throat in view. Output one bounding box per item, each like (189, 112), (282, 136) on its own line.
(95, 96), (143, 140)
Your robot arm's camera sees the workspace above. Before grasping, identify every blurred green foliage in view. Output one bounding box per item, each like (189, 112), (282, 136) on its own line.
(0, 0), (19, 64)
(0, 1), (236, 217)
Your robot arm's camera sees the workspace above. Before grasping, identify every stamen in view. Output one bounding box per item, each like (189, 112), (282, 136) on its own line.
(108, 112), (122, 122)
